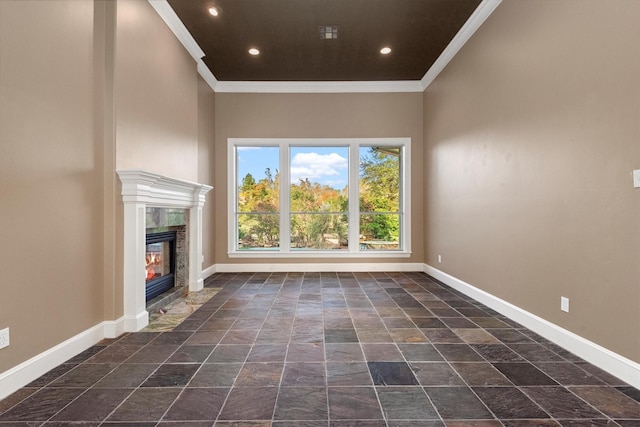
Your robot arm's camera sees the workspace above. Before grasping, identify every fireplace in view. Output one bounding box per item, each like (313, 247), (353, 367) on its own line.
(117, 170), (212, 333)
(144, 207), (189, 307)
(145, 231), (176, 301)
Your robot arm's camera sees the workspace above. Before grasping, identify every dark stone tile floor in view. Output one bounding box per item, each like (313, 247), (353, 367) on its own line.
(1, 271), (639, 426)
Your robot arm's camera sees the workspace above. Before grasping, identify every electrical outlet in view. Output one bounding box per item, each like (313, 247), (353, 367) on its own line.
(0, 327), (9, 349)
(560, 297), (569, 313)
(634, 169), (640, 188)
(438, 255), (442, 263)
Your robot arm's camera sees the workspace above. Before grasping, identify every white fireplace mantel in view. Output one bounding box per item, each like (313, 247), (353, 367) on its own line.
(117, 170), (212, 332)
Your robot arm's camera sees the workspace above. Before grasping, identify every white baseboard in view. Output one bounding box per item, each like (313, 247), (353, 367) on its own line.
(103, 316), (126, 339)
(123, 311), (149, 333)
(0, 322), (108, 400)
(424, 264), (640, 389)
(201, 264), (216, 280)
(1, 264), (224, 400)
(214, 262), (425, 273)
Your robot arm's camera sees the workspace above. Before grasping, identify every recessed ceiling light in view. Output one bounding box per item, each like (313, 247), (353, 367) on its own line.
(208, 6), (219, 16)
(380, 47), (392, 55)
(248, 48), (260, 56)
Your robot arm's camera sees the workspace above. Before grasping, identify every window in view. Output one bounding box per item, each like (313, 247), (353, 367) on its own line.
(229, 138), (411, 257)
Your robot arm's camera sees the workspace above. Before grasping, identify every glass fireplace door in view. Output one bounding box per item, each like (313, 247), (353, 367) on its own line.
(145, 231), (176, 301)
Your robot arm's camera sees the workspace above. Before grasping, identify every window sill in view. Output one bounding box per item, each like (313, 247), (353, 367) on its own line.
(228, 250), (412, 259)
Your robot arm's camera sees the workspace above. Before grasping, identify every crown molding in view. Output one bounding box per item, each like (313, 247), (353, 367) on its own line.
(148, 0), (205, 60)
(420, 0), (502, 90)
(149, 0), (501, 94)
(148, 0), (219, 91)
(197, 62), (219, 93)
(214, 80), (424, 94)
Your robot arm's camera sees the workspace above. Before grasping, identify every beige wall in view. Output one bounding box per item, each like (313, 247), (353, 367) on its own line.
(198, 77), (216, 267)
(114, 0), (198, 183)
(214, 92), (424, 265)
(0, 0), (104, 370)
(110, 0), (203, 318)
(423, 0), (640, 360)
(0, 0), (209, 374)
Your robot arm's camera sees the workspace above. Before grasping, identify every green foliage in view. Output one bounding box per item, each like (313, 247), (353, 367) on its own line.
(237, 148), (400, 249)
(359, 148), (400, 242)
(238, 168), (280, 247)
(289, 178), (347, 249)
(238, 213), (279, 248)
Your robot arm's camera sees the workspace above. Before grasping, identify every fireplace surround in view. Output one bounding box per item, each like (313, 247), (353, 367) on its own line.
(118, 170), (212, 332)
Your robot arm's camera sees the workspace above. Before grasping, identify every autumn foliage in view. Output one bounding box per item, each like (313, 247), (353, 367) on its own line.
(237, 148), (400, 250)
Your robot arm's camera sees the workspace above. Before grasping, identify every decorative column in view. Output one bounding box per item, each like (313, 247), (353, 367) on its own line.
(121, 201), (148, 331)
(189, 188), (208, 292)
(118, 170), (213, 332)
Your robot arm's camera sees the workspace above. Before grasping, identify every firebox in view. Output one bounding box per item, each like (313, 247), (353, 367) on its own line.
(145, 231), (176, 301)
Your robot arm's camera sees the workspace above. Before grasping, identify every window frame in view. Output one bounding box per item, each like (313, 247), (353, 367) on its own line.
(228, 138), (411, 258)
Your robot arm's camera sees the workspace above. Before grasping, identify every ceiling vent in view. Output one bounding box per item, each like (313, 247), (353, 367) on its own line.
(319, 25), (339, 39)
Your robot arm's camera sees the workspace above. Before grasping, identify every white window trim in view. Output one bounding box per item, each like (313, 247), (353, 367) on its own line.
(227, 138), (411, 258)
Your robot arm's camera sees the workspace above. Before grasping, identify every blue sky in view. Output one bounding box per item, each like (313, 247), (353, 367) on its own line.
(237, 146), (349, 189)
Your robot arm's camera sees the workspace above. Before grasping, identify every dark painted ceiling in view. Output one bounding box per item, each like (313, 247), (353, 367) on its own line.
(167, 0), (482, 81)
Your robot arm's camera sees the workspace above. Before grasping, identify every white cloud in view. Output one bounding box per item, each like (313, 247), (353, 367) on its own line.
(290, 152), (348, 184)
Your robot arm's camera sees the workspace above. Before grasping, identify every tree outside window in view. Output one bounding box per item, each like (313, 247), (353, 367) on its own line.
(231, 139), (409, 255)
